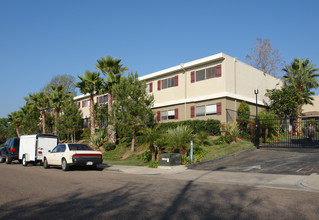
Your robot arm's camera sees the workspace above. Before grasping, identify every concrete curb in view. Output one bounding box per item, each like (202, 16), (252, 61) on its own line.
(301, 173), (319, 191)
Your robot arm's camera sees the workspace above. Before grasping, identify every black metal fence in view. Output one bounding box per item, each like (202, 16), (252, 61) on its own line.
(257, 117), (319, 148)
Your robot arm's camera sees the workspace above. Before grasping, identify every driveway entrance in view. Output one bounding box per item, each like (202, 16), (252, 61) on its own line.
(189, 149), (319, 175)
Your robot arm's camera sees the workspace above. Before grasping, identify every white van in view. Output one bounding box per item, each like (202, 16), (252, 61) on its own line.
(19, 134), (59, 166)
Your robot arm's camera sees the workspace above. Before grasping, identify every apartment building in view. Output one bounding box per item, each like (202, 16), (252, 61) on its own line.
(74, 53), (283, 124)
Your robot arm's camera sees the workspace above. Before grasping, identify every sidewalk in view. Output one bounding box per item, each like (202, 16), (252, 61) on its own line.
(100, 164), (319, 192)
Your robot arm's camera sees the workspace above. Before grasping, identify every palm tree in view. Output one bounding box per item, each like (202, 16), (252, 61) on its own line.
(95, 56), (128, 144)
(166, 125), (194, 157)
(139, 125), (161, 161)
(283, 58), (319, 134)
(76, 71), (103, 137)
(8, 110), (23, 137)
(50, 85), (70, 135)
(29, 92), (50, 134)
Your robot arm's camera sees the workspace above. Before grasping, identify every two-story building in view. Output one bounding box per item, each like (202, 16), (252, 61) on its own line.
(74, 53), (283, 125)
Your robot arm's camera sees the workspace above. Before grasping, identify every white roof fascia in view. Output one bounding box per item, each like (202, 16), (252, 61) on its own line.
(152, 92), (266, 108)
(139, 53), (225, 81)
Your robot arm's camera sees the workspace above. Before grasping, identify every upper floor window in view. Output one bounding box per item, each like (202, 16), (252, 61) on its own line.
(191, 65), (221, 83)
(157, 75), (178, 90)
(98, 95), (108, 103)
(146, 83), (153, 93)
(82, 100), (90, 107)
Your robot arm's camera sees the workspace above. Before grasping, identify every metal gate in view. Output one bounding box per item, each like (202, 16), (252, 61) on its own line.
(257, 117), (319, 149)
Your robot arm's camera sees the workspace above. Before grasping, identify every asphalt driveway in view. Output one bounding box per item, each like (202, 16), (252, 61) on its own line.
(189, 148), (319, 175)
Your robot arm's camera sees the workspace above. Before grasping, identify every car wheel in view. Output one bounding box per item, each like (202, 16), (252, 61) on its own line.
(61, 158), (70, 171)
(0, 155), (5, 163)
(22, 156), (28, 166)
(43, 158), (49, 169)
(5, 155), (12, 164)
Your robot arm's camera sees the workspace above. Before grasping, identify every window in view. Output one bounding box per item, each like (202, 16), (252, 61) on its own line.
(160, 76), (177, 90)
(160, 109), (177, 121)
(82, 100), (90, 107)
(195, 104), (217, 117)
(99, 95), (108, 103)
(191, 65), (221, 83)
(146, 83), (153, 93)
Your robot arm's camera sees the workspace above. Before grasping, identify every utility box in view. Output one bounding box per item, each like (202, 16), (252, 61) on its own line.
(159, 153), (182, 166)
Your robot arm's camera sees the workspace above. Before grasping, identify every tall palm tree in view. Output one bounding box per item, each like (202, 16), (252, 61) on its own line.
(76, 71), (103, 137)
(8, 110), (23, 137)
(29, 92), (50, 134)
(95, 56), (128, 143)
(50, 85), (70, 135)
(283, 58), (319, 134)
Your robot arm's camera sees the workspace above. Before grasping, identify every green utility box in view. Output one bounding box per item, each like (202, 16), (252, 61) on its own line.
(159, 153), (182, 166)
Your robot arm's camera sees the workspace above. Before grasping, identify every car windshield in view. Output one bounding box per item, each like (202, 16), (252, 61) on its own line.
(68, 144), (91, 151)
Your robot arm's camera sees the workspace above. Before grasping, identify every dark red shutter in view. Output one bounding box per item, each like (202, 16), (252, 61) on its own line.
(191, 106), (195, 118)
(191, 71), (195, 83)
(216, 65), (222, 77)
(157, 111), (161, 122)
(96, 97), (99, 104)
(175, 75), (178, 87)
(175, 108), (178, 120)
(150, 82), (153, 92)
(157, 80), (161, 91)
(82, 101), (84, 107)
(217, 102), (222, 115)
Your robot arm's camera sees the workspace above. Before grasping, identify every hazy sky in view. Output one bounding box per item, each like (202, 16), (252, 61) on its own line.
(1, 0), (319, 118)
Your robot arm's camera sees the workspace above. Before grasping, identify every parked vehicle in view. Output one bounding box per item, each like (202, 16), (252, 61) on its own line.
(19, 134), (59, 166)
(0, 137), (20, 164)
(43, 143), (103, 171)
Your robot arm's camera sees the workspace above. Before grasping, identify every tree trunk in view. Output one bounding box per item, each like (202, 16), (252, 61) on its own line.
(150, 145), (156, 161)
(107, 94), (116, 144)
(296, 104), (302, 135)
(15, 123), (20, 137)
(41, 109), (46, 134)
(54, 108), (58, 135)
(90, 95), (95, 137)
(131, 125), (135, 152)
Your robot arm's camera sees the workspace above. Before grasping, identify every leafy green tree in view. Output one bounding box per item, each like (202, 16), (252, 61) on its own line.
(266, 86), (300, 119)
(49, 85), (70, 135)
(138, 125), (162, 161)
(19, 101), (41, 135)
(237, 101), (250, 133)
(8, 110), (24, 137)
(95, 56), (128, 144)
(76, 71), (103, 137)
(258, 110), (278, 140)
(29, 92), (50, 133)
(41, 74), (76, 96)
(112, 72), (154, 152)
(166, 125), (194, 157)
(56, 97), (82, 142)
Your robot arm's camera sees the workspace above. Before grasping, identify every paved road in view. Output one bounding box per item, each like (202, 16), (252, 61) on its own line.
(0, 163), (319, 219)
(189, 149), (319, 175)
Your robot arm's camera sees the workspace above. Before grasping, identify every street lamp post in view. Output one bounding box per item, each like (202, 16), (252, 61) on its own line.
(254, 89), (259, 149)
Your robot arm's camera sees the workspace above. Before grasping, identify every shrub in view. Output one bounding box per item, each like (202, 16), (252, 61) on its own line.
(103, 142), (116, 151)
(91, 130), (107, 149)
(141, 150), (152, 162)
(158, 119), (220, 136)
(148, 160), (159, 168)
(222, 135), (232, 144)
(213, 137), (225, 145)
(80, 128), (91, 140)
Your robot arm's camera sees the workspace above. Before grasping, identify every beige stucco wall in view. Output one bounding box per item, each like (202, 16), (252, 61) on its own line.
(302, 95), (319, 113)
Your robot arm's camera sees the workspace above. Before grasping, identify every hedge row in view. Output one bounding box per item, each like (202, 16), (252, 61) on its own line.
(157, 119), (221, 136)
